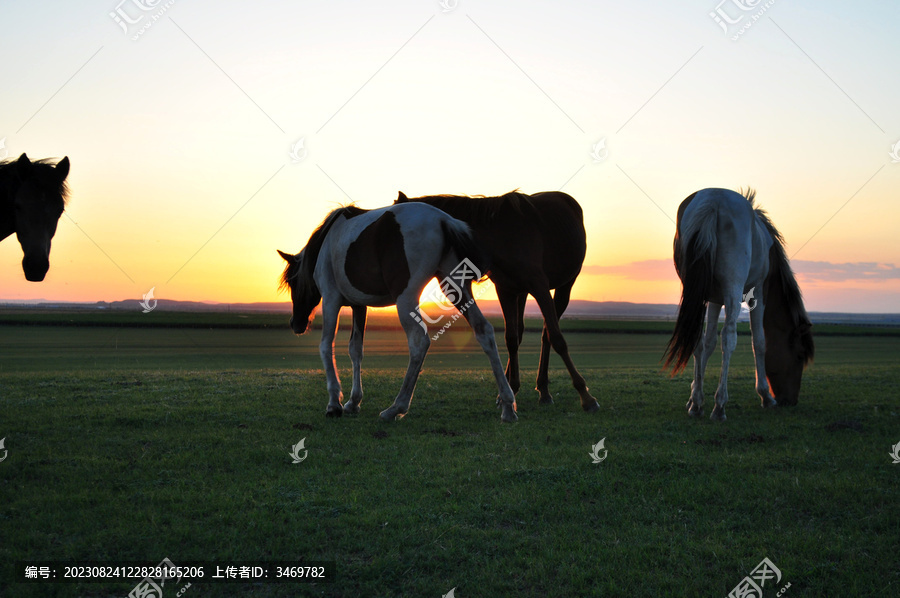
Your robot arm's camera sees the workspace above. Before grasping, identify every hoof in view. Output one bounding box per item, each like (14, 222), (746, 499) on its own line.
(379, 407), (406, 421)
(326, 405), (343, 418)
(687, 398), (704, 418)
(761, 397), (778, 409)
(539, 396), (554, 406)
(582, 400), (600, 413)
(343, 402), (360, 415)
(710, 406), (726, 422)
(500, 402), (518, 423)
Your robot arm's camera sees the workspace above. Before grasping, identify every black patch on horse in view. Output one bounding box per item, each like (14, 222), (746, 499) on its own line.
(344, 211), (410, 300)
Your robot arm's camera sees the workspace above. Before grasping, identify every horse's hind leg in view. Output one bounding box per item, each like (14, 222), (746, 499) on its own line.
(457, 285), (518, 423)
(379, 293), (430, 421)
(712, 294), (741, 421)
(536, 282), (573, 405)
(688, 303), (720, 417)
(344, 305), (367, 415)
(531, 285), (599, 412)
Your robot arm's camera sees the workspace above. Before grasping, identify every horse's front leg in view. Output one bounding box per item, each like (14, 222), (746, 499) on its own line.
(344, 305), (367, 415)
(496, 288), (522, 395)
(688, 303), (720, 417)
(318, 299), (344, 417)
(380, 293), (430, 421)
(712, 295), (740, 421)
(749, 298), (777, 408)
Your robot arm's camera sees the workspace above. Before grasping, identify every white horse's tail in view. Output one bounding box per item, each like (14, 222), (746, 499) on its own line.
(665, 200), (717, 374)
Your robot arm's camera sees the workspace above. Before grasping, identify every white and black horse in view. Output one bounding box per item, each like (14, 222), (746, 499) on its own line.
(279, 203), (518, 422)
(664, 188), (814, 421)
(0, 153), (70, 281)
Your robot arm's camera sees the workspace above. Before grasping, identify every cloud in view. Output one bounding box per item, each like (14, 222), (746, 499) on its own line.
(581, 259), (900, 283)
(791, 261), (900, 282)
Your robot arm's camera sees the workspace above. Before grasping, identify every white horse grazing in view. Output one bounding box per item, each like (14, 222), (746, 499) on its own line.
(664, 188), (814, 421)
(278, 202), (518, 423)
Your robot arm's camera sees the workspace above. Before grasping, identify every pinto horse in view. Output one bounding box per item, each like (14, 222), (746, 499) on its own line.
(278, 202), (518, 423)
(395, 191), (599, 412)
(664, 188), (814, 421)
(0, 153), (70, 281)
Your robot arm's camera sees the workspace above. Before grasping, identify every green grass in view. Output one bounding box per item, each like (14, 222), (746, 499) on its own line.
(1, 318), (898, 597)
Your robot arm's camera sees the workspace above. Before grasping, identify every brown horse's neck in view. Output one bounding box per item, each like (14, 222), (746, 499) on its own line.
(0, 192), (14, 241)
(0, 165), (17, 240)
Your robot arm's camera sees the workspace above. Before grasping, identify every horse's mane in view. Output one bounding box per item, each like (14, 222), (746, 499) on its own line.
(403, 190), (533, 225)
(0, 158), (70, 208)
(279, 205), (367, 292)
(748, 189), (814, 365)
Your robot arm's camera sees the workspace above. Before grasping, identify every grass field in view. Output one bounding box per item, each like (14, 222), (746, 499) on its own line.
(1, 312), (898, 597)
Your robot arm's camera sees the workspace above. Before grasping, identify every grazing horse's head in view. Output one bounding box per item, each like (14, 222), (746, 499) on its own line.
(278, 249), (321, 334)
(8, 153), (70, 281)
(762, 243), (815, 406)
(764, 315), (814, 406)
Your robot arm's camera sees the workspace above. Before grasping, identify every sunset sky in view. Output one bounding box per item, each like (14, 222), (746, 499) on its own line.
(2, 0), (899, 312)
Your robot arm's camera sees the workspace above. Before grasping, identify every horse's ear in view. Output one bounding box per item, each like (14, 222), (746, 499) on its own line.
(396, 191), (408, 203)
(56, 157), (70, 181)
(15, 153), (31, 179)
(277, 250), (294, 262)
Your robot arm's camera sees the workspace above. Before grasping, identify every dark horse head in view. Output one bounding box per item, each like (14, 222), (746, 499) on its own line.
(762, 244), (815, 405)
(278, 248), (320, 334)
(278, 207), (365, 334)
(758, 210), (815, 406)
(1, 153), (70, 281)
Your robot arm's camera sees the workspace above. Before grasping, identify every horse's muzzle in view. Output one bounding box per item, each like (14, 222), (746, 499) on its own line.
(289, 316), (309, 335)
(22, 256), (49, 282)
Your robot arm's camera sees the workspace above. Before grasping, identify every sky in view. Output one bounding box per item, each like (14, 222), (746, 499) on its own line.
(1, 0), (899, 312)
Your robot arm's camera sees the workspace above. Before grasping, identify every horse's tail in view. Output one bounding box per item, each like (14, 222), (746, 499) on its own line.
(440, 218), (489, 281)
(664, 205), (717, 375)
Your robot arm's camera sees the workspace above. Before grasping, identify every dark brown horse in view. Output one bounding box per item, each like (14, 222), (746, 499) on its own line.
(395, 190), (599, 412)
(0, 153), (70, 281)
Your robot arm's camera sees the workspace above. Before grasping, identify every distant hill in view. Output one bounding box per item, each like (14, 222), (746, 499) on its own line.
(1, 298), (898, 325)
(1, 298), (679, 318)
